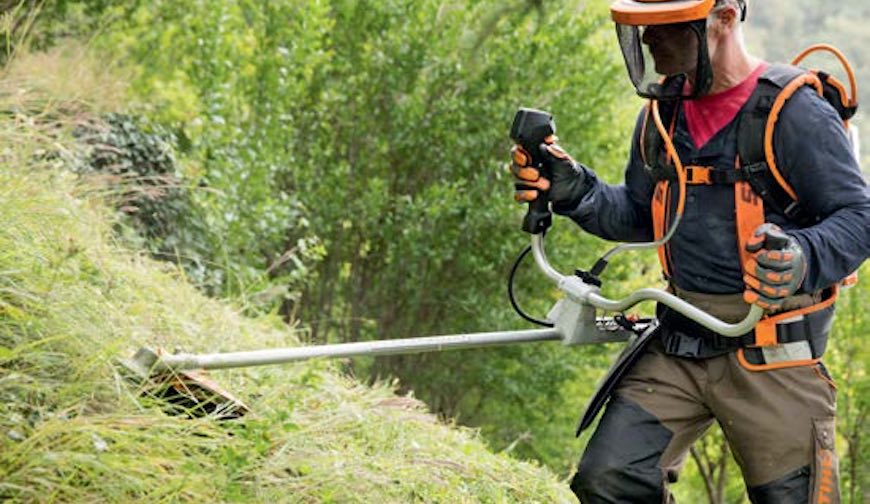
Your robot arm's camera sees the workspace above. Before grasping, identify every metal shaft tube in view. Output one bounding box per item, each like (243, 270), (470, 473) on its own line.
(156, 329), (562, 371)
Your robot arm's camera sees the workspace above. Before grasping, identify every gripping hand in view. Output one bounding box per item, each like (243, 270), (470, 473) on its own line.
(743, 223), (807, 311)
(510, 138), (591, 213)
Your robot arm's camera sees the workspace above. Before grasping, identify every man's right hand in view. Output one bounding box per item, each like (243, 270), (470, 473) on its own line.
(510, 138), (592, 213)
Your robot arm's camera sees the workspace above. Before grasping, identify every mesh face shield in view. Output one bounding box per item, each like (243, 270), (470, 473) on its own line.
(611, 0), (715, 100)
(616, 20), (713, 100)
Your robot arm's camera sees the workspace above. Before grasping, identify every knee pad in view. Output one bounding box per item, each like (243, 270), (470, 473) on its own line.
(571, 396), (673, 503)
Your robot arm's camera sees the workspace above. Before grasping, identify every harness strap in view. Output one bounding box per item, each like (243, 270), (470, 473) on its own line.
(659, 290), (836, 360)
(738, 287), (838, 369)
(671, 165), (749, 185)
(763, 73), (824, 201)
(661, 163), (816, 224)
(652, 180), (671, 277)
(732, 166), (777, 347)
(734, 171), (764, 274)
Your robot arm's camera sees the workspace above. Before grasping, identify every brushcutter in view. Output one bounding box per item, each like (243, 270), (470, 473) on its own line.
(120, 108), (764, 420)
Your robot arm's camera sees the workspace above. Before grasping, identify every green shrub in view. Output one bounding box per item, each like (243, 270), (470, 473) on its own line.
(0, 60), (575, 503)
(91, 0), (643, 468)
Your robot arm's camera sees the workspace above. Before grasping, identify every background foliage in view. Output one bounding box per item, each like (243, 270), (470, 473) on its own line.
(82, 0), (646, 471)
(747, 0), (870, 168)
(2, 0), (867, 502)
(0, 61), (575, 500)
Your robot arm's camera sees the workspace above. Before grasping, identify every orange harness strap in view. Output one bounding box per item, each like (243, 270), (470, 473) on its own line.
(652, 180), (670, 277)
(650, 165), (713, 276)
(733, 177), (775, 346)
(734, 165), (841, 352)
(734, 180), (766, 294)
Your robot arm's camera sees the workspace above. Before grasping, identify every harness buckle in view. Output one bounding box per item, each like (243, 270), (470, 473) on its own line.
(685, 165), (712, 185)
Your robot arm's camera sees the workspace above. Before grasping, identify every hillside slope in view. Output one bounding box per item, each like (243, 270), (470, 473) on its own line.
(0, 50), (575, 503)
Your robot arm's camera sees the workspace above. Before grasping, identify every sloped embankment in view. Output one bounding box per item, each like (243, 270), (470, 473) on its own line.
(0, 53), (575, 503)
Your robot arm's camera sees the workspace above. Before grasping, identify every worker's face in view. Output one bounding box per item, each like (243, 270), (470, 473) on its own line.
(641, 23), (699, 78)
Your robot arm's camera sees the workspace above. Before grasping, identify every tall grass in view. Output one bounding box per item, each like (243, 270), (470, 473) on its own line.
(0, 47), (575, 503)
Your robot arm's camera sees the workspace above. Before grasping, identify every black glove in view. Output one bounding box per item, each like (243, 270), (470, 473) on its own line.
(743, 223), (808, 311)
(510, 137), (592, 213)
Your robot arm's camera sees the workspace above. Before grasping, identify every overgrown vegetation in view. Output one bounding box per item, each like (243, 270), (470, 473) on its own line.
(82, 0), (647, 469)
(1, 1), (867, 502)
(0, 49), (574, 502)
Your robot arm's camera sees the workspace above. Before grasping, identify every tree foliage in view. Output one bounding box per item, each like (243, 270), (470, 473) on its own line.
(81, 0), (640, 469)
(18, 0), (867, 499)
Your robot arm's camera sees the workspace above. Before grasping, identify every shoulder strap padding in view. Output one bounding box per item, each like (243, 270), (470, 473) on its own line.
(738, 64), (805, 166)
(736, 64), (818, 226)
(760, 63), (808, 89)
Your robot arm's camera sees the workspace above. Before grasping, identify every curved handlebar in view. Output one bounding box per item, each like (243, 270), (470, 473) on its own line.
(531, 234), (764, 337)
(586, 290), (764, 337)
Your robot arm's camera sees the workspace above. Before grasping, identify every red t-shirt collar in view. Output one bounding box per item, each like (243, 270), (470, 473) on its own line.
(683, 63), (769, 149)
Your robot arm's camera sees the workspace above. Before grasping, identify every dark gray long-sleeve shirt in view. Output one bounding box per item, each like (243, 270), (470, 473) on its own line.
(560, 86), (870, 294)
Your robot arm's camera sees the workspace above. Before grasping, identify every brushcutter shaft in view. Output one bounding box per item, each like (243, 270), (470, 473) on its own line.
(128, 231), (763, 378)
(152, 329), (563, 371)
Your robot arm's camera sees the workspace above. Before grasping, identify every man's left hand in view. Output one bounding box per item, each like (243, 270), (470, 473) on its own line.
(743, 223), (807, 311)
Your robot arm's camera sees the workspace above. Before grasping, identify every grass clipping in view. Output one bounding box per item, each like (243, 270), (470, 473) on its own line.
(0, 49), (575, 503)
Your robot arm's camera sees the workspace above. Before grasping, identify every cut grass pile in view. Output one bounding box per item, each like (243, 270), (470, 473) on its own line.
(0, 48), (576, 503)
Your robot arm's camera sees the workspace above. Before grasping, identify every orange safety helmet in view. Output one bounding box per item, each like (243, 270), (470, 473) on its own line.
(611, 0), (715, 26)
(609, 0), (743, 99)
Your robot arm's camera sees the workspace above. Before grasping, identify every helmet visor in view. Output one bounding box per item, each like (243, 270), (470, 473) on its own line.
(616, 20), (711, 100)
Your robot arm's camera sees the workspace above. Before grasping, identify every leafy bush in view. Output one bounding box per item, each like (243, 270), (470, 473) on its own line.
(0, 59), (576, 503)
(71, 114), (193, 250)
(88, 0), (643, 468)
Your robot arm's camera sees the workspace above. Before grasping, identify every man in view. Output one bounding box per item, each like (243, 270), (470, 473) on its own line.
(511, 0), (870, 502)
